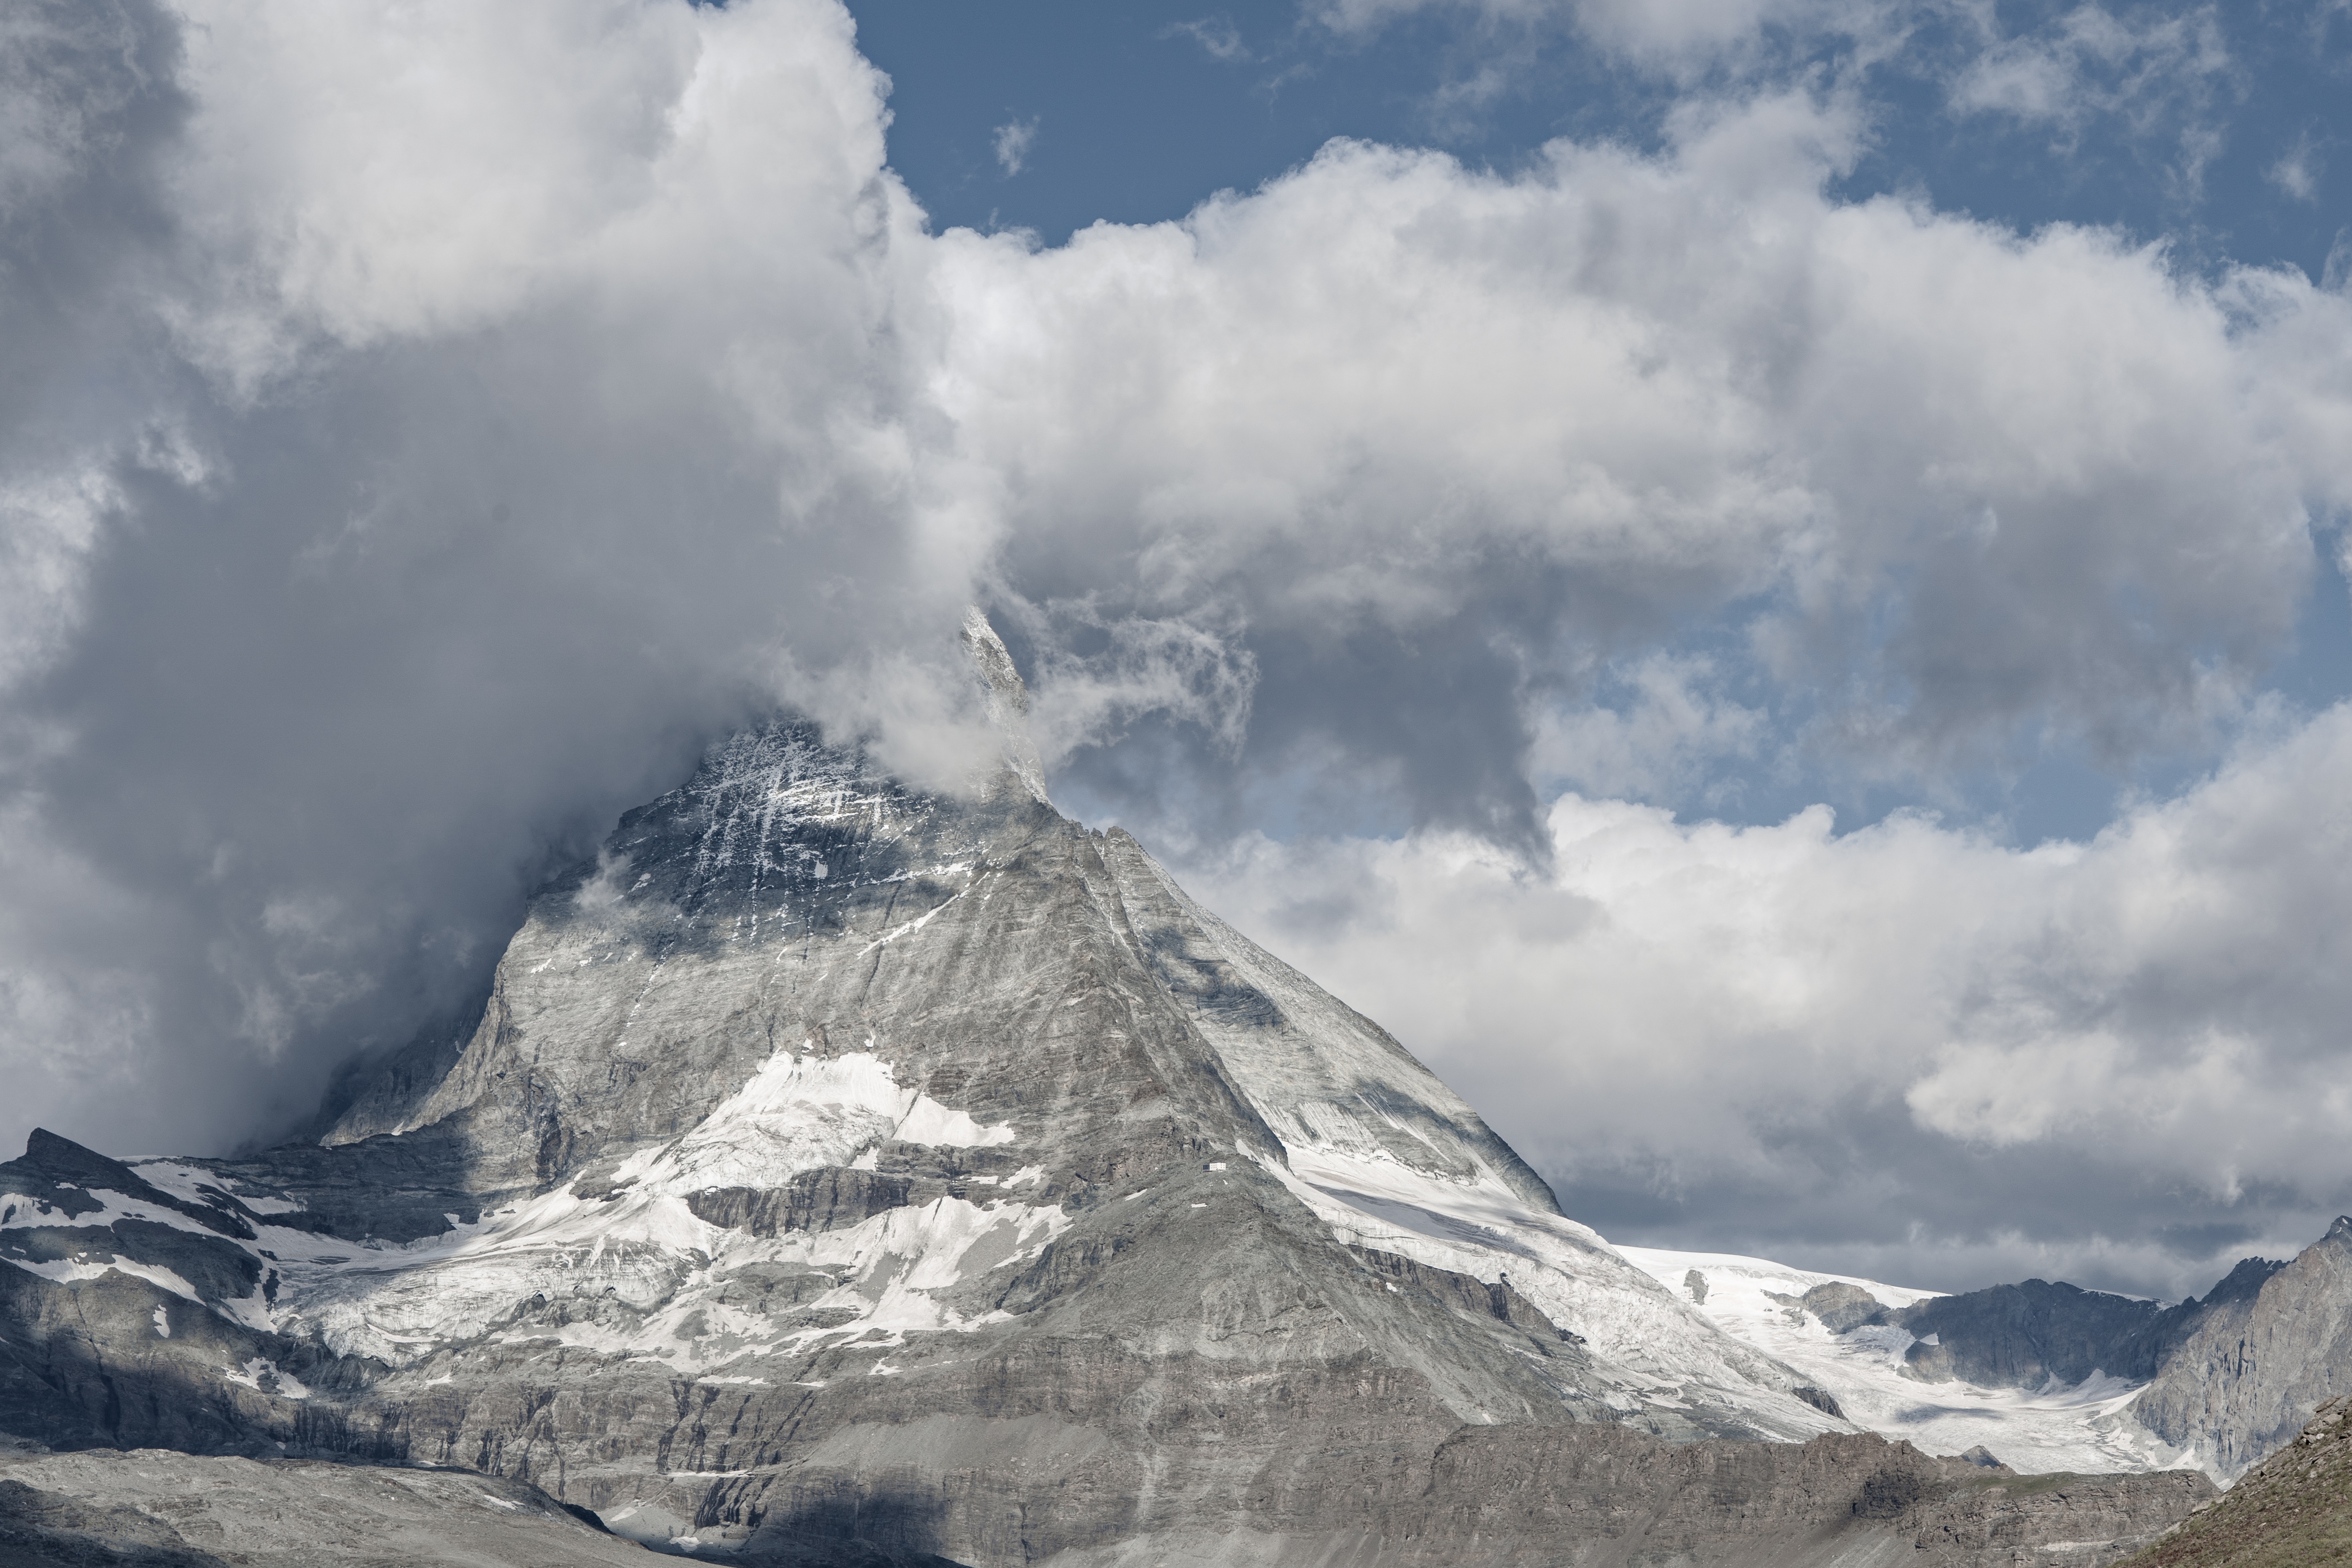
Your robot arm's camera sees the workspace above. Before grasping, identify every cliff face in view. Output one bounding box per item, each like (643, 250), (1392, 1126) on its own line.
(2130, 1218), (2352, 1479)
(0, 623), (2221, 1565)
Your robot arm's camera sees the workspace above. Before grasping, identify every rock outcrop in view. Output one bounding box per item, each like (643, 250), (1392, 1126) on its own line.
(1892, 1279), (2175, 1387)
(0, 1441), (658, 1566)
(2130, 1218), (2352, 1479)
(1764, 1264), (2290, 1397)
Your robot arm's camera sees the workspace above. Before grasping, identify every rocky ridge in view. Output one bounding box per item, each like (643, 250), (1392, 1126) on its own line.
(2131, 1218), (2352, 1479)
(0, 1439), (655, 1567)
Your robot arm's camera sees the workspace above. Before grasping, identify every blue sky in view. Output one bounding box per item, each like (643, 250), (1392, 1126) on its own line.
(859, 0), (2350, 278)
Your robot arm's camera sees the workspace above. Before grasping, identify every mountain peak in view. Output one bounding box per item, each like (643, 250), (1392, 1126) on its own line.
(960, 605), (1049, 806)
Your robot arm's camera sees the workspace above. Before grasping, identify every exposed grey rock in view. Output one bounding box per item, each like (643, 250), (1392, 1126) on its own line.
(1879, 1259), (2286, 1397)
(1802, 1281), (1886, 1334)
(302, 983), (490, 1149)
(0, 1130), (258, 1243)
(1893, 1279), (2164, 1387)
(1683, 1267), (1707, 1304)
(776, 1425), (2204, 1568)
(685, 1169), (915, 1237)
(0, 1444), (656, 1566)
(2122, 1394), (2352, 1566)
(1793, 1384), (1846, 1419)
(2129, 1217), (2352, 1479)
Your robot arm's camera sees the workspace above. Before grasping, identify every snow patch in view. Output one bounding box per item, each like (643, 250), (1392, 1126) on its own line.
(1247, 1143), (1832, 1437)
(4, 1255), (203, 1302)
(643, 1050), (1014, 1195)
(219, 1357), (311, 1399)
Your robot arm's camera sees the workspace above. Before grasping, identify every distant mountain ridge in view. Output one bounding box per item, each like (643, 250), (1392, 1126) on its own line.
(1627, 1227), (2349, 1486)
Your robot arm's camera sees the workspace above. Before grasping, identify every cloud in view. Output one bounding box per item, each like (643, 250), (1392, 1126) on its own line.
(940, 95), (2352, 830)
(4, 0), (2352, 1247)
(0, 0), (989, 1155)
(1162, 17), (1252, 63)
(1303, 0), (1918, 91)
(2268, 133), (2322, 203)
(1301, 0), (2246, 197)
(993, 116), (1038, 177)
(1172, 700), (2352, 1296)
(1946, 3), (2234, 195)
(1528, 655), (1768, 806)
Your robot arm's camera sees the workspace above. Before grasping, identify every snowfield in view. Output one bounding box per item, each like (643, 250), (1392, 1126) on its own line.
(1616, 1247), (2202, 1475)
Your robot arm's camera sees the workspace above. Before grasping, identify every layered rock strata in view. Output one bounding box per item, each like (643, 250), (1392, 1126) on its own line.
(0, 1441), (659, 1566)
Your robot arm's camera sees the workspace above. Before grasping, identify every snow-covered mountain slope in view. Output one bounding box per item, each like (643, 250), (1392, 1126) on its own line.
(1618, 1247), (2199, 1476)
(1100, 833), (1815, 1421)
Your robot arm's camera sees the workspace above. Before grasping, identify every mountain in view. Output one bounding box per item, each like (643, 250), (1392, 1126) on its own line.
(1621, 1247), (2187, 1476)
(0, 617), (2217, 1564)
(2118, 1394), (2352, 1567)
(1625, 1228), (2348, 1489)
(2130, 1218), (2352, 1479)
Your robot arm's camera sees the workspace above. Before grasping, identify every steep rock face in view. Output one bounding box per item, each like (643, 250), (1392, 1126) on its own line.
(2130, 1218), (2352, 1479)
(1741, 1264), (2288, 1397)
(1885, 1261), (2290, 1394)
(815, 1426), (2208, 1568)
(1893, 1280), (2168, 1387)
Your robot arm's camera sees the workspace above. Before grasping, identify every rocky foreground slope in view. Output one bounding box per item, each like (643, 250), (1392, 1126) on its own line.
(0, 618), (2222, 1563)
(2117, 1394), (2352, 1568)
(0, 1438), (656, 1567)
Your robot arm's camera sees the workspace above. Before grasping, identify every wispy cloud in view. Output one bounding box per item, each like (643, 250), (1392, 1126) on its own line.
(2269, 131), (2323, 202)
(1946, 3), (2236, 197)
(1161, 16), (1251, 62)
(992, 115), (1038, 176)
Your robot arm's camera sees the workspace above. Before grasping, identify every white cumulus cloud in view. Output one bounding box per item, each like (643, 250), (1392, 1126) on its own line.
(1173, 701), (2352, 1294)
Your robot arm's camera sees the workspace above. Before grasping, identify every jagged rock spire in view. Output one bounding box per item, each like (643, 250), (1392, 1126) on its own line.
(960, 605), (1050, 806)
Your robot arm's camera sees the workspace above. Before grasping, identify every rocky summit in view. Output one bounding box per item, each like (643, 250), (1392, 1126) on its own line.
(0, 619), (2217, 1564)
